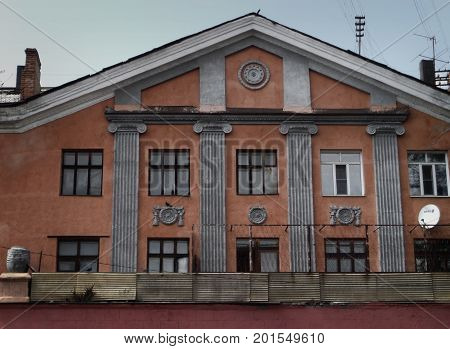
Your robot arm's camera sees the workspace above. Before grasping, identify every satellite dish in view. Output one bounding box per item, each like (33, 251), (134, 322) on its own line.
(418, 204), (440, 229)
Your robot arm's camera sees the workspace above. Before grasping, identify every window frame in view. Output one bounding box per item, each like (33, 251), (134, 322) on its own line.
(60, 149), (103, 196)
(148, 149), (190, 196)
(407, 151), (449, 197)
(320, 151), (364, 196)
(325, 238), (369, 273)
(147, 238), (190, 273)
(57, 238), (100, 272)
(414, 239), (450, 272)
(236, 149), (278, 195)
(236, 238), (279, 272)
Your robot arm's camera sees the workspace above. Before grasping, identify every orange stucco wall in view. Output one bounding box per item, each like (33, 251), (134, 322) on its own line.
(141, 69), (200, 107)
(312, 125), (379, 272)
(310, 70), (370, 109)
(398, 108), (450, 272)
(226, 46), (283, 109)
(0, 99), (114, 273)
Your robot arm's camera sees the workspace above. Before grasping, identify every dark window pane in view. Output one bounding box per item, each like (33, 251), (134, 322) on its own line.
(335, 165), (347, 180)
(58, 261), (76, 272)
(353, 241), (366, 254)
(238, 168), (250, 194)
(251, 168), (263, 194)
(260, 251), (278, 272)
(59, 241), (77, 256)
(321, 164), (334, 195)
(62, 169), (74, 195)
(177, 257), (188, 273)
(177, 240), (188, 254)
(325, 241), (337, 253)
(163, 169), (176, 195)
(148, 258), (160, 272)
(408, 164), (421, 196)
(422, 165), (434, 195)
(64, 152), (76, 166)
(150, 169), (162, 195)
(76, 169), (89, 195)
(177, 168), (189, 196)
(340, 258), (352, 272)
(258, 239), (278, 248)
(251, 151), (263, 166)
(407, 152), (425, 162)
(77, 153), (89, 166)
(237, 151), (249, 166)
(90, 169), (102, 195)
(326, 258), (338, 272)
(162, 258), (174, 272)
(149, 240), (160, 254)
(435, 164), (448, 196)
(427, 153), (445, 163)
(163, 240), (174, 254)
(336, 180), (347, 195)
(265, 151), (276, 166)
(354, 259), (367, 272)
(80, 259), (97, 272)
(264, 167), (278, 194)
(177, 151), (189, 166)
(150, 151), (161, 166)
(164, 152), (175, 166)
(91, 152), (103, 166)
(80, 241), (98, 256)
(339, 241), (351, 254)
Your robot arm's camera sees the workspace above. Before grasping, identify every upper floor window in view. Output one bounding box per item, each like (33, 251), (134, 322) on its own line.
(408, 152), (449, 196)
(320, 151), (363, 196)
(236, 238), (279, 272)
(325, 239), (368, 272)
(148, 239), (189, 273)
(149, 150), (190, 196)
(414, 239), (450, 272)
(237, 150), (278, 195)
(61, 150), (103, 196)
(57, 238), (99, 272)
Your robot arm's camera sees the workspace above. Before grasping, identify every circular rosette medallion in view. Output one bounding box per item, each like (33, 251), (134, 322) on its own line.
(238, 61), (270, 89)
(248, 207), (268, 225)
(337, 207), (355, 225)
(159, 207), (178, 225)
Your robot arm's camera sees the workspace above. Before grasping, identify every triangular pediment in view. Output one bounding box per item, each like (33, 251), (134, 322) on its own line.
(0, 13), (448, 132)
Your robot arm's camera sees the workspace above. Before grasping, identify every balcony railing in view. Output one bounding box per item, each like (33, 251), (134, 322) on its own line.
(29, 272), (450, 304)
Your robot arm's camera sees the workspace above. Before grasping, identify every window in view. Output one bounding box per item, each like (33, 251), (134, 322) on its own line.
(414, 239), (450, 272)
(61, 150), (103, 196)
(57, 238), (99, 272)
(148, 239), (189, 273)
(321, 151), (363, 196)
(236, 238), (279, 272)
(237, 150), (278, 195)
(149, 150), (189, 196)
(408, 152), (449, 196)
(325, 239), (368, 272)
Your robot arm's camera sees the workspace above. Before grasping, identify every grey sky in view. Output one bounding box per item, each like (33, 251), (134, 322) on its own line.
(1, 0), (449, 87)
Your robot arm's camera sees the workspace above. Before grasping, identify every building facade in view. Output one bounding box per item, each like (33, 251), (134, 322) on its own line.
(0, 13), (449, 277)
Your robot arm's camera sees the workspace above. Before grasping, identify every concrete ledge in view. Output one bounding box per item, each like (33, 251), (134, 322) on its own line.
(0, 273), (31, 303)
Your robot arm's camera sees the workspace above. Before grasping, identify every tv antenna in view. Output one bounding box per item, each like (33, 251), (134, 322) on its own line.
(355, 16), (365, 55)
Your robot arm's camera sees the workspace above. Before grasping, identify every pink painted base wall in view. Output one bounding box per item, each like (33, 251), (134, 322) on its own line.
(1, 304), (449, 329)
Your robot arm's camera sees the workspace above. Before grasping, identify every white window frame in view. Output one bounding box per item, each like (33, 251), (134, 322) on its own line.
(320, 151), (364, 196)
(407, 151), (450, 197)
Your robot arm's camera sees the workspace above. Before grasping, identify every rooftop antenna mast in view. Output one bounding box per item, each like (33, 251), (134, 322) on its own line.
(355, 16), (365, 55)
(414, 34), (450, 88)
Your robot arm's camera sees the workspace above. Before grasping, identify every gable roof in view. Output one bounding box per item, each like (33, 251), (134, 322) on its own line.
(0, 13), (449, 132)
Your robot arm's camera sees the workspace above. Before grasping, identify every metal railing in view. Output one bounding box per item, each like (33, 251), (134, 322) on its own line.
(30, 272), (450, 304)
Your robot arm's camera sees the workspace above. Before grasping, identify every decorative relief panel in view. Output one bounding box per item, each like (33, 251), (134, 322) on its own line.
(330, 206), (361, 226)
(238, 60), (270, 90)
(248, 206), (268, 225)
(152, 206), (185, 226)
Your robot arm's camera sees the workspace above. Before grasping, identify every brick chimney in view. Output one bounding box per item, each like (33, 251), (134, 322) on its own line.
(419, 59), (435, 87)
(20, 48), (41, 100)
